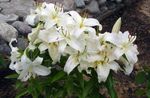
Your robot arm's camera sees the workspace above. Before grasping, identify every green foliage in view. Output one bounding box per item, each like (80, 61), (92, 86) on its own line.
(13, 68), (115, 98)
(135, 71), (146, 84)
(105, 72), (118, 98)
(135, 66), (150, 98)
(0, 54), (6, 69)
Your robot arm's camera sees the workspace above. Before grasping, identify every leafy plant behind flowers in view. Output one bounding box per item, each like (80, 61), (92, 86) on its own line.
(135, 66), (150, 98)
(8, 2), (139, 98)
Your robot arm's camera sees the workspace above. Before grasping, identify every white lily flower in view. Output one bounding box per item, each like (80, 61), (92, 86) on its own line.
(18, 54), (50, 81)
(64, 55), (79, 74)
(104, 31), (139, 63)
(96, 61), (119, 83)
(42, 3), (70, 29)
(28, 23), (43, 44)
(9, 39), (21, 72)
(64, 46), (87, 74)
(38, 27), (64, 63)
(63, 38), (99, 74)
(119, 56), (134, 75)
(25, 13), (37, 26)
(38, 27), (86, 52)
(38, 42), (61, 64)
(69, 11), (102, 37)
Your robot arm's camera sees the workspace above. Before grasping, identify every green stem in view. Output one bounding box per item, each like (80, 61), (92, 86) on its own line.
(105, 72), (118, 98)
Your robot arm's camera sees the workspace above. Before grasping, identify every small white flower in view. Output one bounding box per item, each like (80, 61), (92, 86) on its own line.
(96, 61), (119, 83)
(38, 42), (61, 64)
(69, 11), (102, 37)
(9, 39), (21, 72)
(18, 54), (50, 81)
(119, 56), (134, 75)
(104, 31), (139, 63)
(25, 13), (37, 26)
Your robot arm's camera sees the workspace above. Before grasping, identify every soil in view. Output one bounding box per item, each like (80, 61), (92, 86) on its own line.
(0, 0), (150, 98)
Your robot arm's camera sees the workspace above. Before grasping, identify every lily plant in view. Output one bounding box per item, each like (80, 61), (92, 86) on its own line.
(8, 2), (139, 98)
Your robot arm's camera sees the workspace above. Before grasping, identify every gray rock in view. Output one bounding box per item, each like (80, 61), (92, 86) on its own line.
(107, 3), (116, 10)
(86, 0), (100, 14)
(17, 38), (28, 50)
(0, 14), (18, 23)
(100, 6), (108, 12)
(0, 0), (35, 19)
(44, 0), (64, 4)
(75, 0), (85, 8)
(0, 35), (6, 44)
(0, 7), (2, 12)
(12, 21), (32, 36)
(98, 0), (106, 5)
(0, 0), (10, 2)
(63, 0), (75, 11)
(116, 0), (122, 3)
(0, 43), (11, 55)
(84, 0), (91, 4)
(0, 22), (18, 42)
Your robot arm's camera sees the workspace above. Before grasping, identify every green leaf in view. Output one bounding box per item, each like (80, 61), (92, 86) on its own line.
(15, 81), (24, 89)
(146, 89), (150, 98)
(0, 55), (4, 65)
(135, 89), (145, 96)
(135, 71), (146, 84)
(83, 79), (94, 98)
(65, 76), (74, 96)
(51, 71), (66, 83)
(147, 80), (150, 89)
(5, 74), (18, 79)
(105, 72), (118, 98)
(15, 89), (28, 98)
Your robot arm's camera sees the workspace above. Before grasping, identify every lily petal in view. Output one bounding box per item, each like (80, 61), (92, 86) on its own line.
(33, 65), (50, 76)
(84, 18), (102, 31)
(69, 11), (82, 24)
(126, 50), (138, 64)
(66, 35), (85, 52)
(64, 55), (79, 74)
(96, 65), (110, 83)
(119, 57), (134, 75)
(18, 69), (30, 81)
(25, 14), (37, 26)
(48, 43), (61, 64)
(33, 56), (43, 65)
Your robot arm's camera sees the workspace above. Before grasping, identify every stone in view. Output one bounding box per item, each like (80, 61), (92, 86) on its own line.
(39, 0), (64, 4)
(107, 2), (116, 10)
(0, 0), (35, 20)
(17, 38), (28, 50)
(0, 14), (18, 23)
(100, 6), (108, 12)
(0, 7), (2, 12)
(0, 36), (6, 44)
(86, 0), (100, 14)
(98, 0), (106, 5)
(0, 0), (10, 2)
(123, 0), (137, 6)
(63, 0), (75, 11)
(12, 21), (32, 36)
(75, 0), (85, 8)
(116, 0), (122, 3)
(0, 22), (18, 42)
(0, 43), (11, 55)
(84, 0), (91, 4)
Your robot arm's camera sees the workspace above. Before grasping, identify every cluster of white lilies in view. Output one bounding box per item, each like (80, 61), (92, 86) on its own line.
(9, 2), (139, 83)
